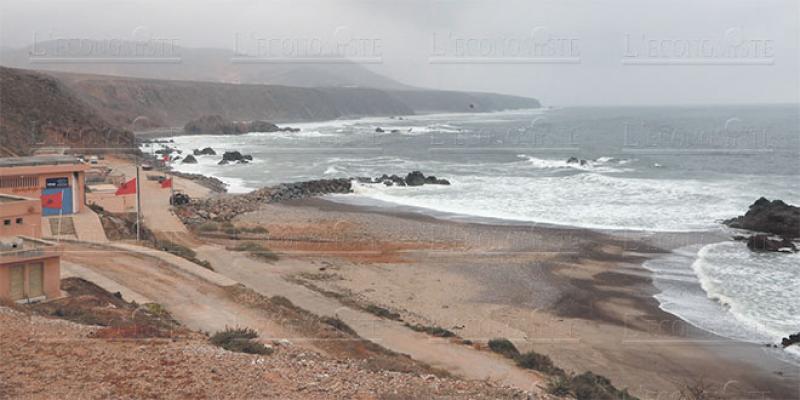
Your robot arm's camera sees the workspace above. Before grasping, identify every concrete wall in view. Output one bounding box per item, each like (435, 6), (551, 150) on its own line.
(0, 256), (61, 301)
(0, 197), (43, 238)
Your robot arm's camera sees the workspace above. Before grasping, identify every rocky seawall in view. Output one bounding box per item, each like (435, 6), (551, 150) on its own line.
(177, 171), (449, 224)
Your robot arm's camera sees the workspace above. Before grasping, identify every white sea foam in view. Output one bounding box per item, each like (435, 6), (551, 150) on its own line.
(645, 242), (800, 364)
(516, 154), (633, 173)
(348, 173), (775, 231)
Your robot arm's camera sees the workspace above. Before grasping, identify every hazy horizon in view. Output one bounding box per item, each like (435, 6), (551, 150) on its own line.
(1, 0), (798, 107)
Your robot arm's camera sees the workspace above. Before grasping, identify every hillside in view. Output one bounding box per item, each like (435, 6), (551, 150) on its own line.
(0, 67), (134, 156)
(0, 42), (412, 90)
(51, 72), (540, 130)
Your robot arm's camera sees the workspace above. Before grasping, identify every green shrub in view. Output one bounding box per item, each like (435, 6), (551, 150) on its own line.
(365, 304), (401, 320)
(155, 240), (214, 270)
(197, 222), (219, 232)
(515, 351), (564, 376)
(488, 338), (520, 359)
(241, 226), (269, 234)
(405, 323), (455, 338)
(546, 374), (573, 397)
(322, 317), (357, 335)
(570, 372), (637, 400)
(157, 240), (196, 259)
(230, 242), (279, 262)
(210, 327), (272, 355)
(232, 242), (263, 251)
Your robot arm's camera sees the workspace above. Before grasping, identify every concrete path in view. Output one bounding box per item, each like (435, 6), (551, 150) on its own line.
(196, 245), (542, 391)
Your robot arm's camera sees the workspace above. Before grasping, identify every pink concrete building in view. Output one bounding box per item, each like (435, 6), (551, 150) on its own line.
(0, 194), (43, 238)
(0, 236), (62, 302)
(0, 155), (89, 216)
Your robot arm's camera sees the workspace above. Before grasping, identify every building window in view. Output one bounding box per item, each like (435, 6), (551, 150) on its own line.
(3, 220), (10, 226)
(0, 175), (39, 189)
(16, 218), (23, 224)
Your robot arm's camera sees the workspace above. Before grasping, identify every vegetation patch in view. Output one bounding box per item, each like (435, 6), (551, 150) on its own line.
(546, 374), (573, 397)
(230, 241), (279, 262)
(515, 350), (565, 376)
(321, 317), (357, 336)
(404, 323), (456, 338)
(196, 222), (219, 232)
(155, 239), (214, 270)
(568, 372), (637, 400)
(365, 304), (402, 321)
(488, 338), (520, 359)
(209, 327), (273, 355)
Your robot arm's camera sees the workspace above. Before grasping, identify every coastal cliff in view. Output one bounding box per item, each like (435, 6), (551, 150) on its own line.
(0, 67), (134, 156)
(53, 72), (539, 131)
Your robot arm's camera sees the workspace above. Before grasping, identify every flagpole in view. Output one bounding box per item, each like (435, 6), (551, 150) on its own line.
(136, 165), (142, 241)
(57, 208), (63, 243)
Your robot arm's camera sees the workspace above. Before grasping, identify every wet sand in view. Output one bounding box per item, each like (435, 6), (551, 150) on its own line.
(229, 197), (799, 399)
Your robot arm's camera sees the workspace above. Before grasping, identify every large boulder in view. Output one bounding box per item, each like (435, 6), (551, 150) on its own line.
(193, 147), (216, 156)
(219, 151), (253, 165)
(746, 234), (797, 253)
(782, 332), (800, 348)
(724, 198), (800, 238)
(249, 121), (280, 132)
(182, 155), (198, 164)
(405, 171), (426, 186)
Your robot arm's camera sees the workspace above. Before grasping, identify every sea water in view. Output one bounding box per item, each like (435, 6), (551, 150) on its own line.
(148, 105), (800, 359)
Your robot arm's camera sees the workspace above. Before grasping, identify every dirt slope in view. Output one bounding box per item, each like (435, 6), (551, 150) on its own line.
(0, 66), (134, 156)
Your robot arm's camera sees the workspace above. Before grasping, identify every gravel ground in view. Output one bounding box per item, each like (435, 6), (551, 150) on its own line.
(0, 306), (534, 400)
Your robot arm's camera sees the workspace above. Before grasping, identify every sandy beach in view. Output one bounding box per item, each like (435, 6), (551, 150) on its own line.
(206, 197), (800, 399)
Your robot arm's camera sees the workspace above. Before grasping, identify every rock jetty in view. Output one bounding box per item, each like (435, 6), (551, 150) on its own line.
(176, 171), (451, 224)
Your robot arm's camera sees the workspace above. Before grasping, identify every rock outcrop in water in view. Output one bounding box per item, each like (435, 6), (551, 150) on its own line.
(566, 157), (589, 166)
(724, 198), (800, 238)
(184, 115), (299, 136)
(193, 147), (217, 156)
(218, 151), (253, 165)
(746, 234), (797, 253)
(725, 198), (800, 253)
(782, 332), (800, 348)
(364, 171), (450, 187)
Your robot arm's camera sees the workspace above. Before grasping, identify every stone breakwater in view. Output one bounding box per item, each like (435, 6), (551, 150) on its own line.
(177, 171), (451, 224)
(179, 178), (353, 223)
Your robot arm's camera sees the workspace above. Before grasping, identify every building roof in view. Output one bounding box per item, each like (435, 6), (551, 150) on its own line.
(0, 155), (84, 168)
(0, 236), (61, 258)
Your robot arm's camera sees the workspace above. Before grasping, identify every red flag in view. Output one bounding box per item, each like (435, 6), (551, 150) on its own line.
(41, 192), (63, 209)
(115, 178), (137, 196)
(162, 154), (169, 162)
(161, 178), (173, 189)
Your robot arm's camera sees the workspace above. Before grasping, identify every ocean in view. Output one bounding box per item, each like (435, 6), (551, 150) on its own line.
(147, 105), (800, 361)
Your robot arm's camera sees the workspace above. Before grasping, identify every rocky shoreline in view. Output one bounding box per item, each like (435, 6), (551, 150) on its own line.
(177, 171), (450, 225)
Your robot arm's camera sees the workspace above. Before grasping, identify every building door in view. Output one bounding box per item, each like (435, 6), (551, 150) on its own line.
(42, 182), (72, 215)
(9, 265), (24, 300)
(28, 263), (44, 298)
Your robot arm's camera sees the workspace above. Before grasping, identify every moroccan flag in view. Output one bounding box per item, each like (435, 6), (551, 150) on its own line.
(161, 178), (173, 189)
(115, 178), (137, 196)
(41, 192), (63, 209)
(162, 154), (169, 162)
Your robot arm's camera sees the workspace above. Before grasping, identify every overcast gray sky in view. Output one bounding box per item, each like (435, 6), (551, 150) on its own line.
(1, 0), (797, 106)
